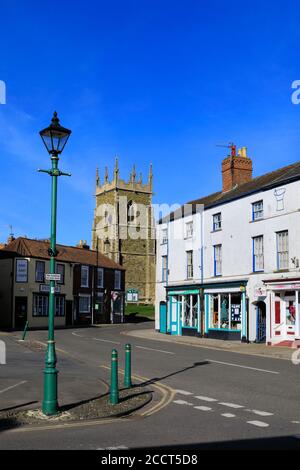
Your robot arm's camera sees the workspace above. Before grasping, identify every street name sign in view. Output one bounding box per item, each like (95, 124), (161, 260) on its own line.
(45, 273), (61, 282)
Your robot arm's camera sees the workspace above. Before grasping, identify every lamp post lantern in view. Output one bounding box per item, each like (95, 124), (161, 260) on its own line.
(39, 111), (71, 416)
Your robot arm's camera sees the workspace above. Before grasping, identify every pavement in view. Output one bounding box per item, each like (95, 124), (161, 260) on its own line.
(1, 322), (300, 450)
(123, 328), (296, 360)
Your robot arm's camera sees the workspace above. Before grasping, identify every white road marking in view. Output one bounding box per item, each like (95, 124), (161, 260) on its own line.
(93, 338), (121, 345)
(72, 331), (85, 338)
(246, 409), (274, 417)
(136, 346), (175, 355)
(247, 420), (269, 428)
(0, 381), (27, 394)
(194, 406), (213, 412)
(173, 400), (193, 406)
(98, 446), (129, 450)
(222, 413), (236, 418)
(219, 402), (244, 409)
(292, 421), (300, 424)
(175, 390), (193, 396)
(206, 359), (279, 375)
(195, 396), (218, 402)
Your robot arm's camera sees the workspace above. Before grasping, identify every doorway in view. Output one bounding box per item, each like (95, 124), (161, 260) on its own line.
(256, 301), (266, 343)
(15, 297), (27, 329)
(66, 300), (73, 326)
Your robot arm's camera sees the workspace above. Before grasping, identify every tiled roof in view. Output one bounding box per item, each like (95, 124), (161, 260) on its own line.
(0, 237), (125, 270)
(161, 160), (300, 223)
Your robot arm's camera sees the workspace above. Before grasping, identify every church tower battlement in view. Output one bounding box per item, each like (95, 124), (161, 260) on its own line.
(92, 158), (156, 304)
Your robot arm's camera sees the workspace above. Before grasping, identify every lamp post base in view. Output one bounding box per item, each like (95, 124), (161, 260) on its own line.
(42, 341), (59, 416)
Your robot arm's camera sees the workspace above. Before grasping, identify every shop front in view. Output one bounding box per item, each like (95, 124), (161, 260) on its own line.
(204, 281), (248, 341)
(166, 287), (201, 337)
(264, 279), (300, 344)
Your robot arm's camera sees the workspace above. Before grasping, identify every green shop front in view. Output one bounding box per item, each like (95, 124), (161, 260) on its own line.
(166, 286), (202, 337)
(204, 281), (248, 341)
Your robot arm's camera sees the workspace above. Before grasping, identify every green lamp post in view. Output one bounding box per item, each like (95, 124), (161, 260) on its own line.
(39, 112), (72, 416)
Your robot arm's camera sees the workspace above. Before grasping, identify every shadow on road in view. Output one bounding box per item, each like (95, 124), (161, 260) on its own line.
(137, 361), (209, 387)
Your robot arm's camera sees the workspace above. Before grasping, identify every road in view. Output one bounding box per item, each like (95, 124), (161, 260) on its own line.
(1, 322), (300, 450)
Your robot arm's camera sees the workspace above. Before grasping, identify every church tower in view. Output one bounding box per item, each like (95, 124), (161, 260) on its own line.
(92, 159), (156, 304)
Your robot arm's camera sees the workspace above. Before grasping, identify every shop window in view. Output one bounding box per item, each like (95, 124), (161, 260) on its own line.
(284, 291), (296, 326)
(55, 296), (65, 317)
(182, 295), (198, 328)
(33, 294), (48, 317)
(209, 293), (242, 331)
(277, 231), (289, 270)
(95, 292), (104, 314)
(79, 295), (91, 313)
(210, 294), (219, 329)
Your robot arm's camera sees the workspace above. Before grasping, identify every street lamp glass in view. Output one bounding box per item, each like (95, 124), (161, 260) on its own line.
(40, 111), (71, 155)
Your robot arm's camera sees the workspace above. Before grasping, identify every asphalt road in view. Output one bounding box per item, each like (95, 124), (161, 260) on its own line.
(1, 322), (300, 450)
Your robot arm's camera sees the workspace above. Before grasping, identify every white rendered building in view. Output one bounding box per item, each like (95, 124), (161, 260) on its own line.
(155, 147), (300, 345)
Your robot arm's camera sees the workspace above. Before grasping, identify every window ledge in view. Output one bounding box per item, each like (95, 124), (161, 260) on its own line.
(250, 218), (264, 223)
(211, 229), (222, 233)
(273, 269), (290, 273)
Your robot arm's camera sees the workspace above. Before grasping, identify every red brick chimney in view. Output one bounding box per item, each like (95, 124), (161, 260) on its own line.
(222, 146), (253, 192)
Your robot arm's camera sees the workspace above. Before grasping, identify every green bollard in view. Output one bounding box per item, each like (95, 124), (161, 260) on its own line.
(22, 321), (29, 341)
(124, 344), (132, 389)
(110, 349), (119, 405)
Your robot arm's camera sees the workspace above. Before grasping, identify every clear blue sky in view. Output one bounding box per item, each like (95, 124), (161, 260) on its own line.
(0, 0), (300, 245)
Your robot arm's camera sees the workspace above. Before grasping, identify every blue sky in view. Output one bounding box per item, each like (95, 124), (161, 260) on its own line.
(0, 0), (300, 245)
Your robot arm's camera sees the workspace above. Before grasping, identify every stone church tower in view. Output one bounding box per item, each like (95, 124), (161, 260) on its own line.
(92, 159), (156, 304)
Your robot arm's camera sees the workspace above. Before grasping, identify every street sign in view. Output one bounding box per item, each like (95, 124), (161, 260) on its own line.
(126, 289), (139, 302)
(45, 273), (61, 282)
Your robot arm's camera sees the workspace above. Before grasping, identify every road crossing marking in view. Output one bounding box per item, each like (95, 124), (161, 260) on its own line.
(247, 420), (269, 428)
(173, 400), (193, 406)
(194, 396), (217, 402)
(221, 413), (236, 418)
(219, 402), (244, 409)
(93, 338), (121, 345)
(206, 359), (279, 375)
(175, 390), (193, 396)
(136, 346), (175, 355)
(246, 409), (273, 417)
(194, 406), (213, 412)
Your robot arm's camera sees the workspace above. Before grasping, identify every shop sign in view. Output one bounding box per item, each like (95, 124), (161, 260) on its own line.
(270, 284), (300, 291)
(16, 259), (28, 283)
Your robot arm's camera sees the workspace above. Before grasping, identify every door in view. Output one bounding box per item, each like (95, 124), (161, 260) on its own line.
(256, 302), (266, 343)
(159, 302), (167, 334)
(169, 296), (179, 335)
(283, 291), (296, 339)
(66, 300), (73, 326)
(15, 297), (27, 329)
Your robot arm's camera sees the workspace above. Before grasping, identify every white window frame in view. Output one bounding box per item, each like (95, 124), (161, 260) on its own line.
(79, 294), (91, 313)
(214, 245), (222, 276)
(277, 231), (289, 270)
(161, 229), (168, 245)
(185, 221), (194, 239)
(162, 256), (168, 282)
(55, 296), (65, 317)
(114, 270), (121, 290)
(97, 268), (104, 288)
(81, 265), (89, 288)
(56, 263), (65, 285)
(35, 260), (45, 283)
(187, 251), (193, 279)
(252, 200), (264, 221)
(33, 294), (48, 317)
(253, 236), (264, 272)
(213, 213), (222, 231)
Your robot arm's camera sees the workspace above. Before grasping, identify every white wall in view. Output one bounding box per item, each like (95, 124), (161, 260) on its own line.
(155, 179), (300, 340)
